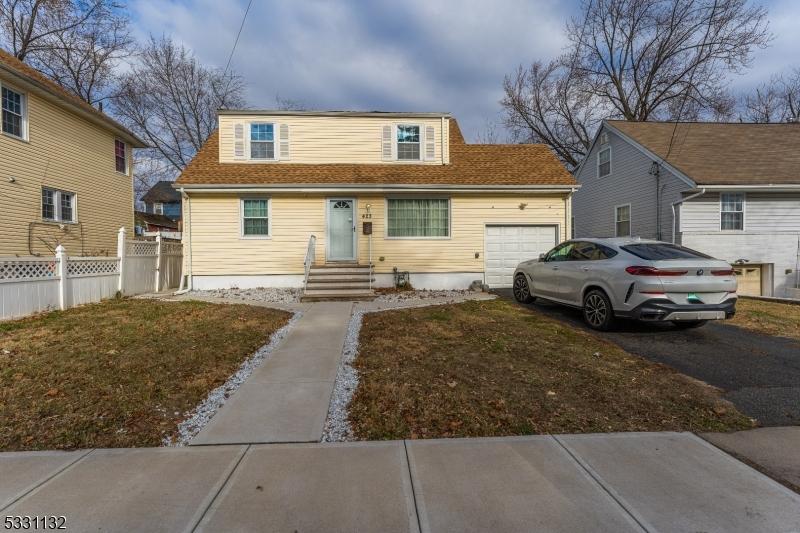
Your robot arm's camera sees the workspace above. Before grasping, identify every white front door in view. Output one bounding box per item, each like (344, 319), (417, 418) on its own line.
(327, 199), (356, 261)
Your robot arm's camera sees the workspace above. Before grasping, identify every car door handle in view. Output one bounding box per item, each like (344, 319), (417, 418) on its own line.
(551, 266), (559, 270)
(581, 267), (590, 272)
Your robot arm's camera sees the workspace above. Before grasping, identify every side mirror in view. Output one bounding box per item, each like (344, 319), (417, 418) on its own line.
(538, 253), (546, 262)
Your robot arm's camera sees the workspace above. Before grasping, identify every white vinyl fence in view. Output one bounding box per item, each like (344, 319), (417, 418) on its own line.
(0, 228), (182, 321)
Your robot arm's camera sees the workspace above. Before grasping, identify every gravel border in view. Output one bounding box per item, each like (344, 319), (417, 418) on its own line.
(321, 309), (364, 442)
(163, 311), (303, 446)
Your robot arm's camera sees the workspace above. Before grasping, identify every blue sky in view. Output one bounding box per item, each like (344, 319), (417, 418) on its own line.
(129, 0), (800, 141)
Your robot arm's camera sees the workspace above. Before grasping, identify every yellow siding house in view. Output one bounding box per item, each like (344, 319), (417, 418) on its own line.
(177, 110), (577, 296)
(0, 49), (146, 257)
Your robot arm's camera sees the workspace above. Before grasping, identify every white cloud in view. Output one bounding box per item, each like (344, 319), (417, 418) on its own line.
(129, 0), (570, 140)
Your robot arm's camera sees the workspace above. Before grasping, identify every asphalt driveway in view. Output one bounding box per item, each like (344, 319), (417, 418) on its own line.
(496, 290), (800, 427)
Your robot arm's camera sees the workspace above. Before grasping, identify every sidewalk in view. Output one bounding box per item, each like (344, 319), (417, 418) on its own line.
(191, 301), (353, 445)
(1, 433), (798, 532)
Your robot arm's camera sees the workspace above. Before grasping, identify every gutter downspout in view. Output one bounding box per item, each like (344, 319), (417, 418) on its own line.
(671, 188), (705, 244)
(174, 188), (193, 294)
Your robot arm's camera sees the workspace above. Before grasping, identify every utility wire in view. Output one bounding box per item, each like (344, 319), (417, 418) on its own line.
(220, 0), (254, 99)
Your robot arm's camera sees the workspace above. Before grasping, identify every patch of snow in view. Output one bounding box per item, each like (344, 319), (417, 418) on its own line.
(321, 309), (363, 442)
(163, 311), (303, 447)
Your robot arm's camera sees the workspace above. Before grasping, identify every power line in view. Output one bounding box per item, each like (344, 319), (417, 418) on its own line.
(222, 0), (254, 80)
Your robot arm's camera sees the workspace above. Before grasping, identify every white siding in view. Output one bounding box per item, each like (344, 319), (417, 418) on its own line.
(681, 192), (800, 297)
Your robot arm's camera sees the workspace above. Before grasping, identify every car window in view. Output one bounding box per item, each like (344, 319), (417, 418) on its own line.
(545, 243), (574, 262)
(621, 243), (712, 260)
(568, 241), (596, 261)
(594, 244), (618, 260)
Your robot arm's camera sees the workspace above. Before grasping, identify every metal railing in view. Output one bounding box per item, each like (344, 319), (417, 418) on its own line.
(303, 234), (317, 290)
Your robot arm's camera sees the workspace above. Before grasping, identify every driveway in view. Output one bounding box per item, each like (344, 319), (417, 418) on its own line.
(496, 289), (800, 426)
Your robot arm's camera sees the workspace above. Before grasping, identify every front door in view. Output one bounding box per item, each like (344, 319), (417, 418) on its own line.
(327, 199), (356, 261)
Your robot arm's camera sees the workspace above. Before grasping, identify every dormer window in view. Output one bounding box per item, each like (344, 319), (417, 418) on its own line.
(397, 125), (420, 160)
(250, 123), (275, 159)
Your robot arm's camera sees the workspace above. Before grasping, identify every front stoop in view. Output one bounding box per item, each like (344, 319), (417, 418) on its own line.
(301, 264), (376, 301)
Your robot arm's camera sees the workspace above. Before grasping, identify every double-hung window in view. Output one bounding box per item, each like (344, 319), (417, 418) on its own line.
(42, 188), (75, 222)
(250, 123), (275, 159)
(1, 85), (25, 138)
(387, 198), (449, 238)
(615, 204), (631, 237)
(115, 139), (128, 173)
(720, 193), (744, 230)
(598, 147), (611, 177)
(241, 198), (269, 237)
(397, 125), (420, 160)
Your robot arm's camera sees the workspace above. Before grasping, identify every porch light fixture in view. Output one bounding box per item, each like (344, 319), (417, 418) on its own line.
(649, 161), (660, 176)
(519, 202), (527, 210)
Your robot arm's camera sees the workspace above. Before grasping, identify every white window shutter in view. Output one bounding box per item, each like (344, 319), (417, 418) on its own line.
(381, 125), (393, 161)
(279, 123), (290, 160)
(425, 126), (435, 160)
(233, 122), (245, 159)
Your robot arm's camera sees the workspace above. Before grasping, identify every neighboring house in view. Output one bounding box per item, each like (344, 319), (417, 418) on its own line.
(141, 180), (182, 220)
(0, 48), (146, 257)
(134, 211), (180, 235)
(573, 120), (800, 297)
(176, 110), (577, 291)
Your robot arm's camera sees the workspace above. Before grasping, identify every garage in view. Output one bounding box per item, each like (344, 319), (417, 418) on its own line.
(484, 225), (558, 288)
(733, 265), (762, 296)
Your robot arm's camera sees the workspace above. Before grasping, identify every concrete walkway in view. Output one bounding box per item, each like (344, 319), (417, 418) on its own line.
(1, 433), (798, 532)
(191, 301), (353, 445)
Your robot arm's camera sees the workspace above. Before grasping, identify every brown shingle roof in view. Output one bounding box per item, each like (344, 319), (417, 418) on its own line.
(0, 48), (146, 147)
(608, 120), (800, 186)
(176, 119), (576, 187)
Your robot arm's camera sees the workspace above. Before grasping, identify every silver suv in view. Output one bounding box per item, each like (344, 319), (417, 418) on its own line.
(512, 238), (738, 330)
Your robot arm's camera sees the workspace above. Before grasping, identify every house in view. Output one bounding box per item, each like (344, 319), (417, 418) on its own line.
(134, 210), (180, 236)
(0, 48), (147, 257)
(573, 120), (800, 298)
(175, 110), (577, 296)
(141, 180), (182, 220)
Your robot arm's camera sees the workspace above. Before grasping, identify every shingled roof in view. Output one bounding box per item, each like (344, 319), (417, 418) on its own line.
(176, 119), (576, 187)
(141, 181), (182, 203)
(607, 120), (800, 186)
(0, 48), (146, 147)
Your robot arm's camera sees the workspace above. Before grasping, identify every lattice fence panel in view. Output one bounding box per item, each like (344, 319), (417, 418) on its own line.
(0, 259), (58, 281)
(161, 242), (183, 256)
(67, 258), (120, 277)
(126, 240), (158, 257)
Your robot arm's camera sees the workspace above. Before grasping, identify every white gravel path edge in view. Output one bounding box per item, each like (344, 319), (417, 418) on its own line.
(163, 311), (303, 446)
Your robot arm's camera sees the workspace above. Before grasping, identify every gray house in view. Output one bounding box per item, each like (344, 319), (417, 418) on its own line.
(573, 121), (800, 298)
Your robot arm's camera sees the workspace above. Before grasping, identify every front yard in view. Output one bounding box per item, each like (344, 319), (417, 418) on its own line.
(349, 299), (753, 440)
(0, 299), (290, 451)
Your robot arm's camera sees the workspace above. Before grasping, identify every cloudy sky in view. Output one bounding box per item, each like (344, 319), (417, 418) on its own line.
(129, 0), (799, 141)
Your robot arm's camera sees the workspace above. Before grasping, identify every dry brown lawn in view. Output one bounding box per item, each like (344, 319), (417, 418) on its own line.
(350, 299), (752, 440)
(0, 299), (290, 451)
(730, 298), (800, 342)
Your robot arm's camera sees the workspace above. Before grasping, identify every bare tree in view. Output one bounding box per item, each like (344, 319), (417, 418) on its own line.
(743, 69), (800, 123)
(114, 36), (246, 176)
(0, 0), (132, 103)
(502, 0), (771, 167)
(502, 61), (607, 168)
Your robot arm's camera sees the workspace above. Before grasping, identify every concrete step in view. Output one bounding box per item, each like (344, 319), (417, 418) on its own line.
(301, 289), (376, 302)
(309, 267), (372, 275)
(306, 275), (374, 283)
(306, 281), (372, 290)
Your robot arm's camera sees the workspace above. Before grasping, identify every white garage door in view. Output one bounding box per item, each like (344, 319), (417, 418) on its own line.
(485, 225), (558, 288)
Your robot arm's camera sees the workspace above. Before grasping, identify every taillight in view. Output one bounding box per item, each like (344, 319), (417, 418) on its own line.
(625, 266), (687, 276)
(711, 269), (735, 276)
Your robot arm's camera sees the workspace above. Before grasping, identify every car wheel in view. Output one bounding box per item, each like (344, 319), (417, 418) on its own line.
(672, 320), (708, 329)
(513, 274), (535, 304)
(583, 289), (615, 331)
